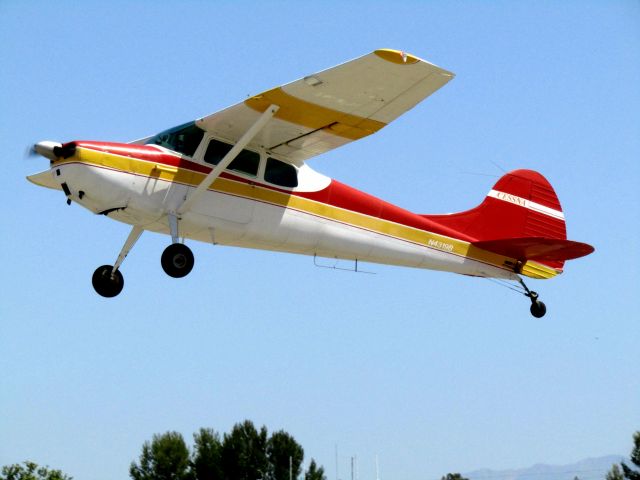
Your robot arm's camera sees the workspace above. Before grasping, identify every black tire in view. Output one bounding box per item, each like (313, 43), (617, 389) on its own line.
(92, 265), (124, 298)
(530, 300), (547, 318)
(161, 243), (194, 278)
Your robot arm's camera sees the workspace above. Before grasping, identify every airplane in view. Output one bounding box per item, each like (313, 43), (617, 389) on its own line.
(27, 49), (594, 317)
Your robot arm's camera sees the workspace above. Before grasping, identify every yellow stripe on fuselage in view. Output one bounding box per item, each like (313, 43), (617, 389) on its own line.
(55, 148), (558, 279)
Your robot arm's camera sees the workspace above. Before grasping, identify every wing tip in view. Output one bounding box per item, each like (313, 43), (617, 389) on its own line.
(373, 48), (456, 79)
(374, 49), (455, 78)
(374, 49), (421, 65)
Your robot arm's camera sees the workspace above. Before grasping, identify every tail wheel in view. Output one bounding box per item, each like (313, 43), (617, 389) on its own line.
(92, 265), (124, 298)
(530, 300), (547, 318)
(161, 243), (194, 278)
(517, 278), (547, 318)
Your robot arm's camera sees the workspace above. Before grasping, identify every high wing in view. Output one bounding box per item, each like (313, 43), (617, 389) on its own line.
(175, 49), (454, 165)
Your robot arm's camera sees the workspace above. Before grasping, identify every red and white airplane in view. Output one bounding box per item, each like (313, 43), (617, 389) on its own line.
(27, 49), (593, 316)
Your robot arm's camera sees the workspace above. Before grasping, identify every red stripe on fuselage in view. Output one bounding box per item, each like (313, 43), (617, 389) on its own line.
(294, 180), (471, 241)
(76, 141), (211, 174)
(73, 141), (473, 242)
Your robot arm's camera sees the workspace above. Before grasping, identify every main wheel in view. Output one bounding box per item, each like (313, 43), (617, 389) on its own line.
(161, 243), (194, 278)
(530, 300), (547, 318)
(92, 265), (124, 298)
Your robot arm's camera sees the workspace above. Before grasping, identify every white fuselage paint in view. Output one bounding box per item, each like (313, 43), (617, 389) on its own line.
(48, 160), (517, 281)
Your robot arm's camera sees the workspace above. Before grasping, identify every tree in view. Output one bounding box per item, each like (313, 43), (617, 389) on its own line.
(441, 474), (469, 480)
(130, 422), (326, 480)
(221, 420), (269, 480)
(266, 430), (304, 480)
(1, 461), (72, 480)
(608, 465), (624, 480)
(304, 459), (325, 480)
(622, 431), (640, 480)
(192, 428), (223, 480)
(130, 431), (191, 480)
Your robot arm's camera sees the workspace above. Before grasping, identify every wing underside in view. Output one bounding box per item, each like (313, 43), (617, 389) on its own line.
(193, 49), (454, 164)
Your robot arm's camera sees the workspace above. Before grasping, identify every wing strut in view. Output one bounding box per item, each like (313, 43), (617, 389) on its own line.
(177, 104), (280, 215)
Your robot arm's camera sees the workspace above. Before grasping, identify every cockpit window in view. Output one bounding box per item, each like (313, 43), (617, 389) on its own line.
(265, 158), (298, 188)
(204, 139), (259, 177)
(145, 121), (205, 158)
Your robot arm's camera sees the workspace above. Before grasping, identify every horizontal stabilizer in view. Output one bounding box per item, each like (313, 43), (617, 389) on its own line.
(473, 237), (595, 262)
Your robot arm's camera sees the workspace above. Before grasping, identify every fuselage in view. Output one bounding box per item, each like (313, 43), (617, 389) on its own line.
(33, 140), (522, 280)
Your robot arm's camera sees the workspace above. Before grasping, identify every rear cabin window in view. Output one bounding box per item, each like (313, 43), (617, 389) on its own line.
(204, 139), (259, 177)
(145, 122), (204, 158)
(265, 158), (298, 188)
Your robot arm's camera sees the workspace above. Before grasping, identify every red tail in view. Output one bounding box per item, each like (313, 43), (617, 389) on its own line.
(422, 169), (594, 271)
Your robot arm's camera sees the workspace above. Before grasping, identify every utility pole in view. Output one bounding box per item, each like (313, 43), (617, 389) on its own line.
(355, 456), (358, 480)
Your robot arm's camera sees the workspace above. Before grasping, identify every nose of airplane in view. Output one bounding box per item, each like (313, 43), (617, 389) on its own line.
(29, 140), (78, 161)
(26, 141), (68, 190)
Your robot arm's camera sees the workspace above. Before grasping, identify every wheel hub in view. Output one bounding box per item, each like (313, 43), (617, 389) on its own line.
(173, 254), (187, 269)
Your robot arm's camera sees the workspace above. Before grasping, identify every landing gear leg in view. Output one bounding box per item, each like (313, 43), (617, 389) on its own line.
(518, 277), (547, 318)
(161, 212), (194, 278)
(92, 225), (144, 298)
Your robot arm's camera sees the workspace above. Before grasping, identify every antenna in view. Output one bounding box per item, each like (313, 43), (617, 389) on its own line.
(375, 454), (380, 480)
(490, 159), (507, 173)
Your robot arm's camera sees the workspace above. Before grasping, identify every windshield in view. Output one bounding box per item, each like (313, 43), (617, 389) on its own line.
(145, 121), (205, 158)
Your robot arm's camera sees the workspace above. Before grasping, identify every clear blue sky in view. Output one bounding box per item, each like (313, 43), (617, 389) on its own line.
(1, 1), (639, 479)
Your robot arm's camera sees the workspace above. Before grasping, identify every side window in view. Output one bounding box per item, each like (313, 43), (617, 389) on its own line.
(265, 158), (298, 188)
(204, 139), (259, 177)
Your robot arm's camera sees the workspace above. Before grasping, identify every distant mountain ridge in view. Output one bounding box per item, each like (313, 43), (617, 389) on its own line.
(465, 455), (626, 480)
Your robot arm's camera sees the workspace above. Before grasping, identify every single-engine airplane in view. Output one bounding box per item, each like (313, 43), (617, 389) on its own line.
(28, 49), (593, 316)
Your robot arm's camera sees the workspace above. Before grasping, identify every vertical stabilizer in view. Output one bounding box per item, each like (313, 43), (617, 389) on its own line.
(422, 170), (593, 272)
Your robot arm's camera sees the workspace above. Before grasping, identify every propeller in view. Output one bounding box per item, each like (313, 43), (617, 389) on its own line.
(24, 143), (40, 159)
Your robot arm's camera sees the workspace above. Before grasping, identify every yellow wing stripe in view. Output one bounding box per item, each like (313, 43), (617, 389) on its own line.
(245, 87), (386, 141)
